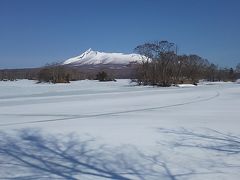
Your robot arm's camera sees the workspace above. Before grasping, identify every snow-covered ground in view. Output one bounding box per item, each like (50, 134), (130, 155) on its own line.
(0, 79), (239, 180)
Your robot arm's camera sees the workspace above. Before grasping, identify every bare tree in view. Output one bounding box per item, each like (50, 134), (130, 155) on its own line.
(134, 41), (178, 86)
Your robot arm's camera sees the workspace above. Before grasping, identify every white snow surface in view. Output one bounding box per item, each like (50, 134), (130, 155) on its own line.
(176, 84), (197, 88)
(62, 48), (148, 65)
(0, 80), (240, 180)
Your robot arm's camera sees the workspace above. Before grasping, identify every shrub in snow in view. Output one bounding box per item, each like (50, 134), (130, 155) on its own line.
(38, 65), (70, 83)
(96, 71), (116, 82)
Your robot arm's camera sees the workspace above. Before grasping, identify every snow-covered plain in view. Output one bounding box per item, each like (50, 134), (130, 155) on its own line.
(0, 79), (239, 180)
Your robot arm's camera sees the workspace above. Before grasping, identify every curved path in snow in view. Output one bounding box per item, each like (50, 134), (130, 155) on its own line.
(0, 81), (220, 127)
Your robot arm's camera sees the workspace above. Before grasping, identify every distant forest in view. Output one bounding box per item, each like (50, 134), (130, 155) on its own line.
(1, 40), (240, 85)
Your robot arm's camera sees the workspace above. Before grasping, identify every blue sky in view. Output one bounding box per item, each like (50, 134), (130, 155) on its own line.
(0, 0), (240, 68)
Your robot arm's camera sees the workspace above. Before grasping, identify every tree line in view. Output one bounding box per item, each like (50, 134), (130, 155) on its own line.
(133, 40), (239, 86)
(0, 64), (117, 83)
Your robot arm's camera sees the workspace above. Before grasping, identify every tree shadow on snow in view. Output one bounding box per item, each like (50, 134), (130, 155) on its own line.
(0, 129), (175, 180)
(157, 128), (240, 155)
(0, 128), (239, 180)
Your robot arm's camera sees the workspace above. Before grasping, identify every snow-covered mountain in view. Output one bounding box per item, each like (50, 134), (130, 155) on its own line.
(62, 48), (147, 66)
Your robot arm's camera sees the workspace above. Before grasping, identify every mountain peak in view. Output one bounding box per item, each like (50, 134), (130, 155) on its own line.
(62, 49), (147, 66)
(85, 48), (94, 54)
(86, 48), (92, 52)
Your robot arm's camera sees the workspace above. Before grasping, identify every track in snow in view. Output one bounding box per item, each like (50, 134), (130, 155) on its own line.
(0, 91), (220, 127)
